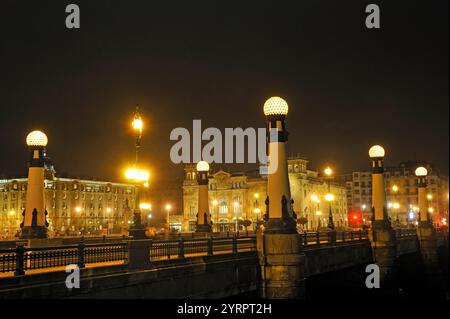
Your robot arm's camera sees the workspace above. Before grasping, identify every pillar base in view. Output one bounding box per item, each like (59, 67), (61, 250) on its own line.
(257, 232), (305, 299)
(265, 218), (297, 234)
(129, 226), (147, 240)
(417, 222), (439, 266)
(20, 226), (48, 239)
(196, 224), (212, 233)
(369, 221), (397, 286)
(416, 222), (445, 296)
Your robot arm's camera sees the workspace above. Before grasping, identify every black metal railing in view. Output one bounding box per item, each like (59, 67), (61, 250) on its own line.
(299, 230), (369, 246)
(149, 236), (256, 260)
(0, 236), (256, 276)
(0, 242), (128, 276)
(395, 228), (417, 238)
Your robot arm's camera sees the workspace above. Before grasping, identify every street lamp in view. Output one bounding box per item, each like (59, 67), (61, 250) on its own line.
(415, 166), (430, 224)
(212, 199), (219, 232)
(325, 193), (335, 230)
(196, 161), (212, 233)
(125, 106), (149, 239)
(165, 204), (172, 232)
(21, 130), (50, 239)
(369, 145), (388, 224)
(392, 185), (399, 193)
(263, 96), (296, 233)
(234, 201), (239, 232)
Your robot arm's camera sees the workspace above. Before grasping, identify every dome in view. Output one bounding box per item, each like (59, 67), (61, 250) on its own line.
(196, 161), (210, 172)
(26, 130), (48, 147)
(368, 145), (385, 158)
(415, 167), (428, 177)
(263, 96), (289, 116)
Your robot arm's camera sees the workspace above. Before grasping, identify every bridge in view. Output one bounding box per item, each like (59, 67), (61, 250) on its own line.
(1, 228), (447, 298)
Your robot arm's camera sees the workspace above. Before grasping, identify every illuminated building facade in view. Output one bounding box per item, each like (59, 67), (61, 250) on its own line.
(182, 156), (348, 232)
(337, 161), (449, 225)
(0, 177), (136, 239)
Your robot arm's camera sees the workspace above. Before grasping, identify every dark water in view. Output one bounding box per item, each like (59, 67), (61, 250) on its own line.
(231, 249), (449, 299)
(306, 249), (448, 299)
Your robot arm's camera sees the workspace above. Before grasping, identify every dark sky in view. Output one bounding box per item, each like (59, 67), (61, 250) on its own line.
(1, 0), (448, 185)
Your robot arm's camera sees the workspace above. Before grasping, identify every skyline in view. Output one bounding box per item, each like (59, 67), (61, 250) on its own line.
(1, 0), (448, 184)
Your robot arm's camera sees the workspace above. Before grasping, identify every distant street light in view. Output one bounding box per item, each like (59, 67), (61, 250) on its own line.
(165, 204), (172, 232)
(212, 199), (219, 232)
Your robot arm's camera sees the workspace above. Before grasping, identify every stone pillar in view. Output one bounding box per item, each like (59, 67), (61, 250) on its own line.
(258, 97), (305, 299)
(127, 239), (151, 270)
(196, 161), (212, 232)
(367, 145), (397, 284)
(415, 167), (443, 290)
(20, 131), (49, 239)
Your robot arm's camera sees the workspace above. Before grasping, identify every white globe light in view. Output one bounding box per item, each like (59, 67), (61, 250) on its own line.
(263, 96), (289, 116)
(196, 161), (210, 172)
(26, 130), (48, 147)
(415, 166), (428, 177)
(368, 145), (385, 158)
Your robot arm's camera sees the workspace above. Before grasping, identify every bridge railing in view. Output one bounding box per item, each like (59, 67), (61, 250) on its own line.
(300, 230), (369, 246)
(148, 236), (256, 260)
(395, 228), (417, 238)
(0, 236), (257, 277)
(0, 241), (128, 276)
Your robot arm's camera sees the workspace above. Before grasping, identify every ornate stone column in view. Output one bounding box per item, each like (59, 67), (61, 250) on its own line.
(368, 145), (397, 284)
(257, 97), (305, 299)
(20, 131), (49, 239)
(196, 161), (212, 232)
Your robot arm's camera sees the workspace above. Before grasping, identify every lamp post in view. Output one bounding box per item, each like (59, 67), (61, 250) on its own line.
(165, 204), (172, 233)
(212, 199), (219, 232)
(233, 201), (239, 232)
(196, 161), (212, 232)
(20, 130), (50, 239)
(369, 145), (389, 224)
(368, 145), (397, 283)
(325, 193), (335, 230)
(125, 107), (149, 239)
(415, 167), (430, 225)
(263, 96), (296, 233)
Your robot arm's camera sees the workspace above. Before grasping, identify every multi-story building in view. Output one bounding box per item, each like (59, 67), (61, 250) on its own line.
(0, 176), (136, 239)
(182, 156), (348, 232)
(336, 161), (449, 225)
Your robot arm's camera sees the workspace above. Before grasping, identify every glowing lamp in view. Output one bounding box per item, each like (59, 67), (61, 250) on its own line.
(26, 130), (48, 147)
(368, 145), (385, 158)
(212, 199), (218, 206)
(140, 203), (152, 210)
(196, 161), (210, 172)
(263, 96), (289, 116)
(415, 167), (428, 177)
(325, 193), (335, 202)
(324, 167), (333, 176)
(125, 168), (150, 182)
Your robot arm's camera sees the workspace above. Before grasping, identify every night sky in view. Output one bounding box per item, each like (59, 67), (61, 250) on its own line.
(1, 0), (448, 184)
